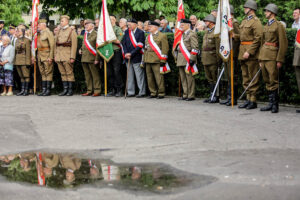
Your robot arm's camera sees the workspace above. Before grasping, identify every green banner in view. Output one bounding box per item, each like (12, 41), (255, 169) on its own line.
(97, 43), (114, 62)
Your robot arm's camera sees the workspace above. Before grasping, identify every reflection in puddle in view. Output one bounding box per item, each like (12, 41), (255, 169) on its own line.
(0, 150), (217, 194)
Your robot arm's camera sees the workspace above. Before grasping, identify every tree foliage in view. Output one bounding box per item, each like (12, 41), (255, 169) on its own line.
(0, 0), (30, 27)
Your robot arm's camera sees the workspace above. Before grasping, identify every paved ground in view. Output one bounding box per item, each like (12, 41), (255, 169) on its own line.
(0, 95), (299, 200)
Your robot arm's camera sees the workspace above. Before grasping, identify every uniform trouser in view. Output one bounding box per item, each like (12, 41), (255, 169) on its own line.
(179, 66), (195, 98)
(38, 59), (54, 81)
(296, 66), (300, 94)
(57, 61), (75, 82)
(224, 57), (239, 86)
(240, 60), (260, 102)
(127, 62), (146, 96)
(107, 50), (123, 90)
(204, 64), (218, 84)
(145, 63), (165, 97)
(16, 65), (30, 82)
(82, 62), (101, 94)
(260, 60), (279, 91)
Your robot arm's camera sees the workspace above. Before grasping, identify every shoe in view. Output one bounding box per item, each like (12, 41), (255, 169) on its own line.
(82, 93), (92, 96)
(271, 91), (279, 113)
(92, 93), (101, 97)
(38, 81), (47, 96)
(178, 97), (187, 101)
(246, 101), (257, 110)
(23, 82), (29, 96)
(43, 81), (52, 96)
(260, 92), (273, 112)
(6, 92), (13, 96)
(203, 98), (211, 103)
(148, 95), (157, 99)
(186, 98), (195, 101)
(59, 81), (69, 96)
(136, 94), (145, 98)
(157, 96), (164, 99)
(126, 94), (135, 97)
(17, 82), (25, 96)
(209, 96), (219, 103)
(239, 100), (250, 109)
(66, 82), (73, 96)
(1, 92), (6, 96)
(115, 89), (123, 97)
(106, 88), (115, 97)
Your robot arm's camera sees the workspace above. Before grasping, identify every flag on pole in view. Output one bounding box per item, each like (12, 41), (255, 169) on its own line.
(214, 0), (233, 62)
(36, 152), (45, 186)
(96, 0), (117, 62)
(172, 0), (185, 52)
(31, 0), (39, 57)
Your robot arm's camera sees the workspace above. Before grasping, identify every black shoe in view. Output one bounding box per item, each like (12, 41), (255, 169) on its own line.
(23, 82), (29, 96)
(115, 88), (123, 97)
(148, 95), (157, 99)
(203, 98), (211, 103)
(66, 82), (73, 96)
(43, 81), (52, 96)
(157, 96), (164, 99)
(246, 101), (257, 110)
(38, 81), (47, 96)
(296, 110), (300, 113)
(220, 86), (231, 105)
(136, 94), (145, 98)
(17, 82), (25, 96)
(126, 94), (135, 97)
(226, 99), (237, 106)
(260, 92), (273, 112)
(239, 100), (250, 109)
(186, 98), (195, 101)
(178, 97), (187, 101)
(59, 81), (68, 96)
(106, 89), (115, 97)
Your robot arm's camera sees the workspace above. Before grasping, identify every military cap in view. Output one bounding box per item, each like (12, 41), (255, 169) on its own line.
(203, 14), (216, 24)
(148, 21), (160, 27)
(244, 0), (257, 11)
(180, 19), (192, 24)
(9, 24), (16, 29)
(127, 19), (137, 24)
(60, 15), (70, 20)
(38, 19), (47, 24)
(0, 20), (5, 24)
(264, 3), (278, 15)
(85, 19), (95, 25)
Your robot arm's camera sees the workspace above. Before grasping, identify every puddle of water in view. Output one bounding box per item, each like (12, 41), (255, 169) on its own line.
(0, 150), (217, 194)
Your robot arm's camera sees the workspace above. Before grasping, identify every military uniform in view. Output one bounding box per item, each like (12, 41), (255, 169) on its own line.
(175, 29), (199, 100)
(144, 30), (169, 98)
(14, 36), (32, 96)
(54, 19), (78, 96)
(81, 29), (101, 96)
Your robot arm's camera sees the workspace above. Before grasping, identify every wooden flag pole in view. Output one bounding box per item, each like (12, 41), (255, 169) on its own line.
(230, 34), (234, 108)
(104, 60), (107, 97)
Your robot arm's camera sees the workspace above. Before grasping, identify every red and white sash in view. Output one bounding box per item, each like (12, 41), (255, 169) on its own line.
(179, 36), (199, 76)
(296, 29), (300, 48)
(129, 29), (144, 54)
(148, 34), (171, 74)
(36, 152), (45, 186)
(84, 31), (97, 56)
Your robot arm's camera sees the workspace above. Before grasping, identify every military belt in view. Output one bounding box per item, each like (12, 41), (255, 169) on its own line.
(241, 41), (253, 45)
(56, 42), (71, 47)
(38, 47), (50, 51)
(264, 42), (278, 47)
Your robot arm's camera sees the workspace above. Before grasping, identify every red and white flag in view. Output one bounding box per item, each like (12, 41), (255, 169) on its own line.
(31, 0), (39, 57)
(214, 0), (233, 61)
(173, 0), (185, 52)
(36, 152), (45, 186)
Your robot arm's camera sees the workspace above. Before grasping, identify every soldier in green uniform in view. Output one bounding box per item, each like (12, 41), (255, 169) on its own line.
(35, 19), (55, 96)
(144, 21), (169, 99)
(220, 5), (240, 106)
(174, 19), (199, 101)
(14, 24), (32, 96)
(238, 0), (263, 110)
(201, 14), (221, 103)
(259, 4), (288, 113)
(80, 19), (101, 97)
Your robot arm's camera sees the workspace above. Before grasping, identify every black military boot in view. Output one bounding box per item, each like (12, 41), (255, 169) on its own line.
(17, 82), (25, 96)
(260, 92), (273, 112)
(23, 82), (29, 96)
(106, 88), (115, 97)
(226, 85), (238, 106)
(59, 81), (68, 96)
(220, 86), (231, 105)
(38, 81), (47, 96)
(43, 81), (52, 96)
(115, 88), (123, 97)
(203, 84), (214, 103)
(271, 90), (279, 113)
(246, 101), (257, 110)
(66, 82), (73, 96)
(239, 100), (250, 109)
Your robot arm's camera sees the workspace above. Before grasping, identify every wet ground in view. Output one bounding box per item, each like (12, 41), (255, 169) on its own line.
(0, 96), (299, 199)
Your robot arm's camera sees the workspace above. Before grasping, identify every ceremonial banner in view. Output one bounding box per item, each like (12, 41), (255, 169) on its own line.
(214, 0), (233, 61)
(31, 0), (39, 57)
(96, 0), (117, 62)
(173, 0), (185, 52)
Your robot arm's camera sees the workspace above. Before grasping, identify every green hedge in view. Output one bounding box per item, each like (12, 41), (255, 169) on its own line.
(52, 29), (299, 105)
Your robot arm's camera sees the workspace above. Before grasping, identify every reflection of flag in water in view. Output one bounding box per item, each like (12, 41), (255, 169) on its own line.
(96, 0), (117, 62)
(173, 0), (185, 52)
(31, 0), (39, 57)
(101, 164), (120, 181)
(36, 152), (45, 186)
(296, 29), (300, 48)
(214, 0), (233, 61)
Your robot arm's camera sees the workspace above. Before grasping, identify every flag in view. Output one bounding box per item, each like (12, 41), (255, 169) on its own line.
(296, 28), (300, 48)
(214, 0), (233, 62)
(31, 0), (39, 57)
(172, 0), (185, 52)
(36, 152), (45, 186)
(96, 0), (117, 62)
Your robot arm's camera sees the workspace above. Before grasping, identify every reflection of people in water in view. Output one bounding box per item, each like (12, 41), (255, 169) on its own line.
(101, 163), (121, 181)
(88, 160), (102, 180)
(19, 153), (36, 172)
(59, 155), (81, 185)
(131, 166), (142, 180)
(0, 155), (16, 164)
(42, 153), (59, 178)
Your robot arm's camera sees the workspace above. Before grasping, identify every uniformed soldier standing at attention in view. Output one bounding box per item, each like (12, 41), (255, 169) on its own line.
(14, 24), (32, 96)
(220, 5), (240, 106)
(202, 14), (221, 103)
(259, 4), (288, 113)
(54, 15), (78, 96)
(238, 0), (263, 110)
(35, 19), (55, 96)
(175, 19), (199, 101)
(80, 19), (101, 97)
(144, 21), (169, 99)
